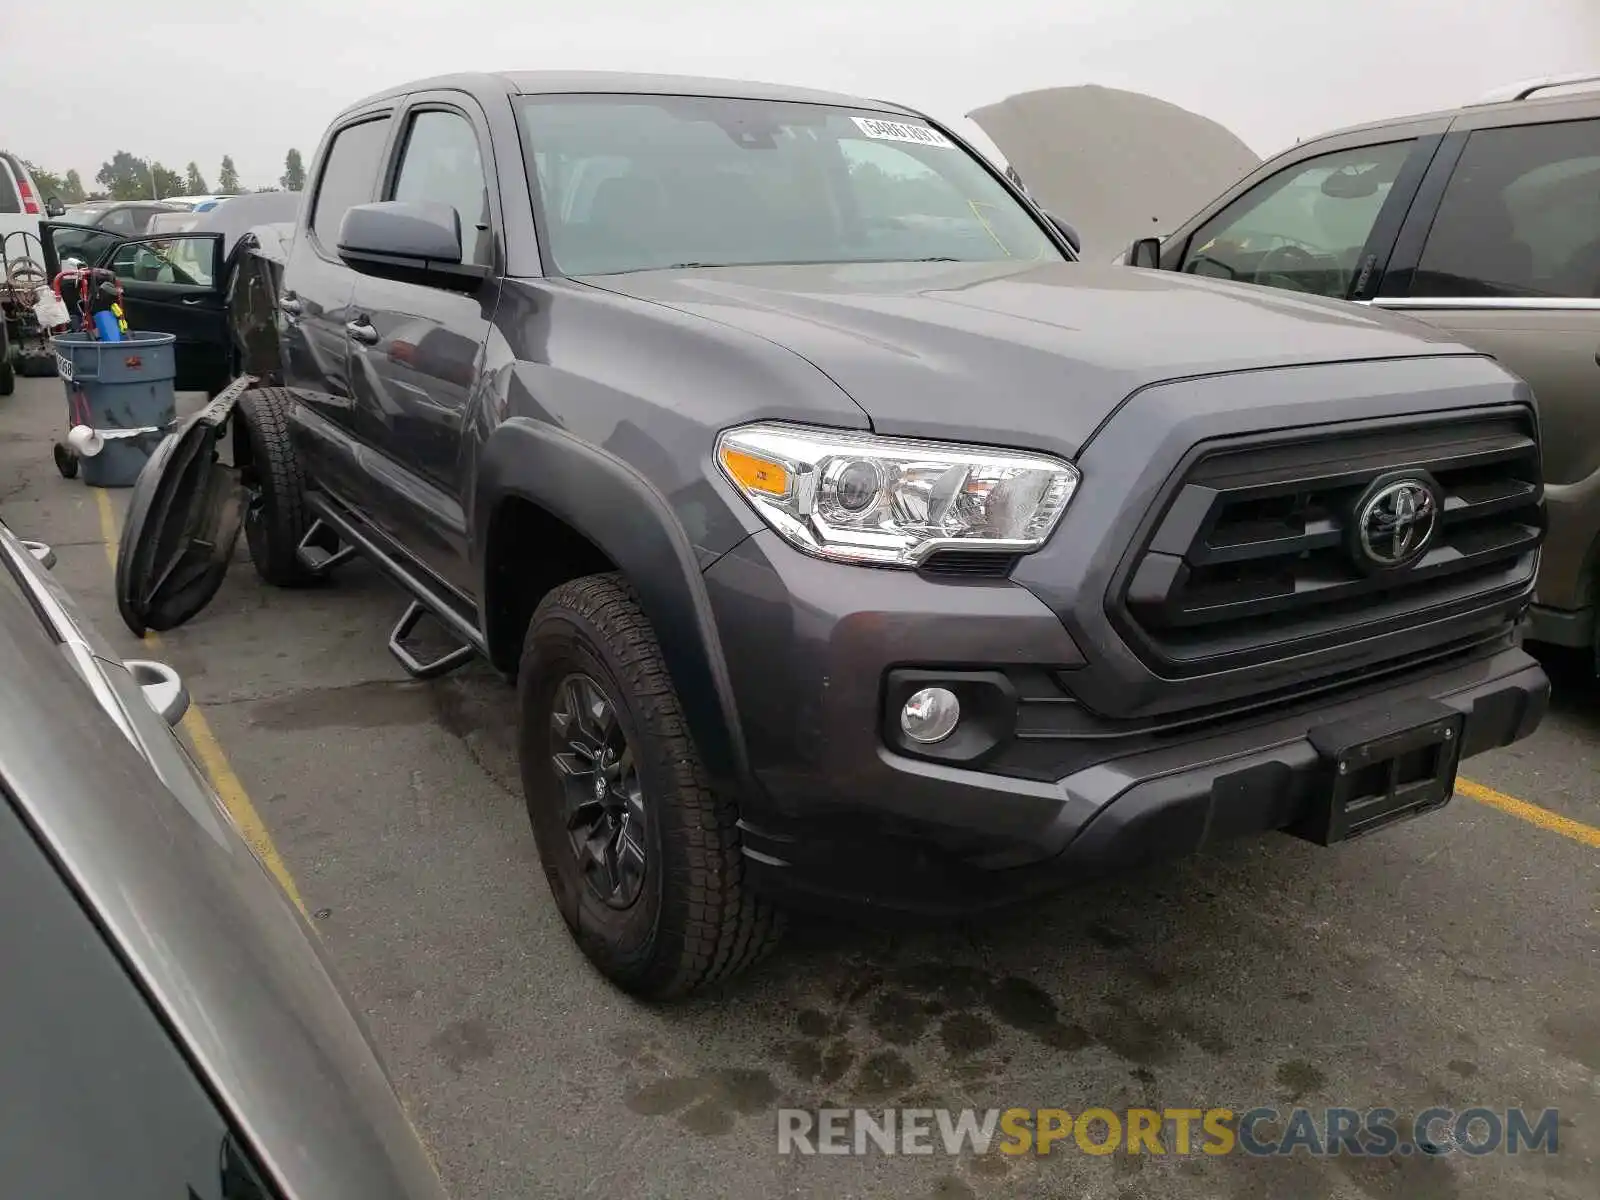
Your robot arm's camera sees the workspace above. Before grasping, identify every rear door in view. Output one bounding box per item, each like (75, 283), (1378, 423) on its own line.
(1373, 99), (1600, 620)
(279, 109), (395, 514)
(99, 232), (231, 394)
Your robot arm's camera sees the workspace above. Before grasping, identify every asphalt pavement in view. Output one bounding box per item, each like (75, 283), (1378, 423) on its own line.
(3, 374), (1596, 1199)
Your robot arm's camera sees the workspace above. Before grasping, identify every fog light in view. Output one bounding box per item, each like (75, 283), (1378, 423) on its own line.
(901, 687), (961, 744)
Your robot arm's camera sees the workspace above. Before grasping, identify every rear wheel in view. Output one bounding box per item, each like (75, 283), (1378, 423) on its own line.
(518, 573), (782, 998)
(0, 355), (13, 397)
(236, 387), (313, 587)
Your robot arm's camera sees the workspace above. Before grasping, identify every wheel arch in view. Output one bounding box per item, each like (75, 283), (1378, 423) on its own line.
(474, 418), (752, 791)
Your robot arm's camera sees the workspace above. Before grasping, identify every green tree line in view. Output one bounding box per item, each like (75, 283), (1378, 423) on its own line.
(17, 149), (305, 205)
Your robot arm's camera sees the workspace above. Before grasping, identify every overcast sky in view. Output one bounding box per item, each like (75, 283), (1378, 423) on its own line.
(2, 0), (1596, 189)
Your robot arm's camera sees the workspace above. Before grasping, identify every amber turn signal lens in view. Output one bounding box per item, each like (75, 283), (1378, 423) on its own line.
(719, 446), (791, 496)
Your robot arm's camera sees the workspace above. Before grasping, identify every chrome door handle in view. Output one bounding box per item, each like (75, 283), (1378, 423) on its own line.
(180, 295), (203, 305)
(345, 318), (379, 345)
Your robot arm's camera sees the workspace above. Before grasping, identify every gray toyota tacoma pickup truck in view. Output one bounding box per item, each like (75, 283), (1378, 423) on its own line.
(89, 72), (1549, 998)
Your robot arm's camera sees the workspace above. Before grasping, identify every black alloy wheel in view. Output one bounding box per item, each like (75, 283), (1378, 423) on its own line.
(549, 672), (647, 909)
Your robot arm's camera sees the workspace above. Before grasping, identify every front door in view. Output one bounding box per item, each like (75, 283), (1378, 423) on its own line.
(1375, 109), (1600, 627)
(100, 233), (230, 394)
(39, 224), (232, 394)
(346, 99), (501, 596)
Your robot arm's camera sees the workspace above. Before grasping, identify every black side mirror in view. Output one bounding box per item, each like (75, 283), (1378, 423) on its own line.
(46, 197), (65, 218)
(1044, 212), (1081, 256)
(336, 200), (487, 291)
(1126, 237), (1163, 269)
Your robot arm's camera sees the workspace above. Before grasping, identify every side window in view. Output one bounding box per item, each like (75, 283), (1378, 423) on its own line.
(390, 109), (492, 266)
(1182, 140), (1414, 298)
(0, 795), (279, 1200)
(108, 235), (219, 288)
(310, 116), (393, 250)
(47, 224), (118, 267)
(1414, 119), (1600, 298)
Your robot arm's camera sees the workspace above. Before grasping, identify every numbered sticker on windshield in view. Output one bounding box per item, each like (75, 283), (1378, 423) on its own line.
(850, 116), (955, 149)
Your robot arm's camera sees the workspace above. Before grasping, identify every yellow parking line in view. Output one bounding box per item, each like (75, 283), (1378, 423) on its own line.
(93, 489), (308, 914)
(1457, 777), (1600, 849)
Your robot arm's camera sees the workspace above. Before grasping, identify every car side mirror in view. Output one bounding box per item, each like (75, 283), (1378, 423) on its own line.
(19, 539), (56, 570)
(1044, 212), (1082, 255)
(124, 659), (190, 727)
(336, 201), (488, 291)
(46, 197), (65, 218)
(1126, 237), (1163, 269)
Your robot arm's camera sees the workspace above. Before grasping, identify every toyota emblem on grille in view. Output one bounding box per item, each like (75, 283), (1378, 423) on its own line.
(1354, 476), (1440, 570)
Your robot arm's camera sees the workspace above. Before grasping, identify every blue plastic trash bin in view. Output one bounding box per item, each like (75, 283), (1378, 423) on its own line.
(51, 331), (178, 488)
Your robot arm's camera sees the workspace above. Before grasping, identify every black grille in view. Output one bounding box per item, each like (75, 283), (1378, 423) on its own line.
(1112, 409), (1542, 676)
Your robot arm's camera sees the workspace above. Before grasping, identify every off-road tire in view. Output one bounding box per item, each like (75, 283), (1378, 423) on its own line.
(518, 572), (783, 998)
(18, 353), (56, 378)
(0, 356), (14, 397)
(236, 386), (313, 587)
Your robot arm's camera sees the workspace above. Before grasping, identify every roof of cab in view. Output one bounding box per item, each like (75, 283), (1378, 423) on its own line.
(341, 70), (917, 118)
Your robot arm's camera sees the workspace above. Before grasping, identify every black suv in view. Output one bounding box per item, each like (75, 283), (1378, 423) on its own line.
(83, 72), (1548, 997)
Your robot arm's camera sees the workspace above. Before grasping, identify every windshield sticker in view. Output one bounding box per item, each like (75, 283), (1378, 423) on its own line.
(850, 117), (955, 149)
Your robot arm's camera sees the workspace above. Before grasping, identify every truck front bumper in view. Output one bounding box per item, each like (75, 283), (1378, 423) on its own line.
(704, 532), (1550, 915)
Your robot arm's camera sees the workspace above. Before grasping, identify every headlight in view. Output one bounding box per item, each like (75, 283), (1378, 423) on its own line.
(715, 423), (1079, 566)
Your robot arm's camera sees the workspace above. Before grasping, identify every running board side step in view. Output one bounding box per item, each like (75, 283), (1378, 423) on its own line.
(303, 492), (486, 680)
(295, 518), (357, 576)
(389, 602), (477, 679)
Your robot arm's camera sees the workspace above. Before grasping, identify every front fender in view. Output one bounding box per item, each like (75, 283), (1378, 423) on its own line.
(474, 417), (752, 792)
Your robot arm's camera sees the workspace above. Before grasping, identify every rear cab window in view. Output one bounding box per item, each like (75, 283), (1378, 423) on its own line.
(1412, 117), (1600, 298)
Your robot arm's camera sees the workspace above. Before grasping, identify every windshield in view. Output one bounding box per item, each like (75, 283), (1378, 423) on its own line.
(516, 94), (1061, 275)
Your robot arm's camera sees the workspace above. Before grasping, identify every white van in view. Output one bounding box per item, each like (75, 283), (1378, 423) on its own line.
(1, 152), (52, 272)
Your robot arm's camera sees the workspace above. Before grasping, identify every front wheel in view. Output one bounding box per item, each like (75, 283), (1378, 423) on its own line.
(518, 573), (782, 998)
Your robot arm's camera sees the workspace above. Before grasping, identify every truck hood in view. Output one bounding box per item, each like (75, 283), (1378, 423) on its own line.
(579, 260), (1472, 458)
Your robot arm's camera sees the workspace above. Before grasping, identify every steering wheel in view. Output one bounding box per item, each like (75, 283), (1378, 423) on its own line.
(1252, 235), (1344, 294)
